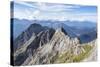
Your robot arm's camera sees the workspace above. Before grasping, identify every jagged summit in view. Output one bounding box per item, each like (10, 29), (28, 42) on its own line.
(13, 23), (54, 52)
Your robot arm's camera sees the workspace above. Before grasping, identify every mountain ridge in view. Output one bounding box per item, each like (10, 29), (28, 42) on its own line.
(13, 23), (97, 65)
(14, 28), (83, 65)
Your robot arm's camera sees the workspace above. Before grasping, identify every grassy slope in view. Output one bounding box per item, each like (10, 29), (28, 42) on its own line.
(50, 44), (93, 63)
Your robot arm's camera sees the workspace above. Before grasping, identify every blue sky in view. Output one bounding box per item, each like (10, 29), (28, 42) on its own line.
(12, 1), (97, 22)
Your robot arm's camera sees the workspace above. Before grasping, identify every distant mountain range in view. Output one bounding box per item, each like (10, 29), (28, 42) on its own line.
(12, 18), (97, 44)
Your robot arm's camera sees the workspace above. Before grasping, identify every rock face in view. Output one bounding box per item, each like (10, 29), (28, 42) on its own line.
(13, 23), (51, 52)
(13, 23), (97, 66)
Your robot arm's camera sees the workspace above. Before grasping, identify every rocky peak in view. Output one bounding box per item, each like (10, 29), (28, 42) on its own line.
(14, 27), (84, 65)
(13, 23), (53, 52)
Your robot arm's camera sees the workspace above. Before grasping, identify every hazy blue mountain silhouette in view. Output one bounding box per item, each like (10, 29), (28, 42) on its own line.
(12, 18), (33, 39)
(79, 30), (97, 43)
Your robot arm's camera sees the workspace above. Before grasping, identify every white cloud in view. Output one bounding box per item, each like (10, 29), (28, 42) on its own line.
(14, 1), (97, 22)
(27, 2), (80, 12)
(15, 1), (34, 7)
(14, 10), (97, 22)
